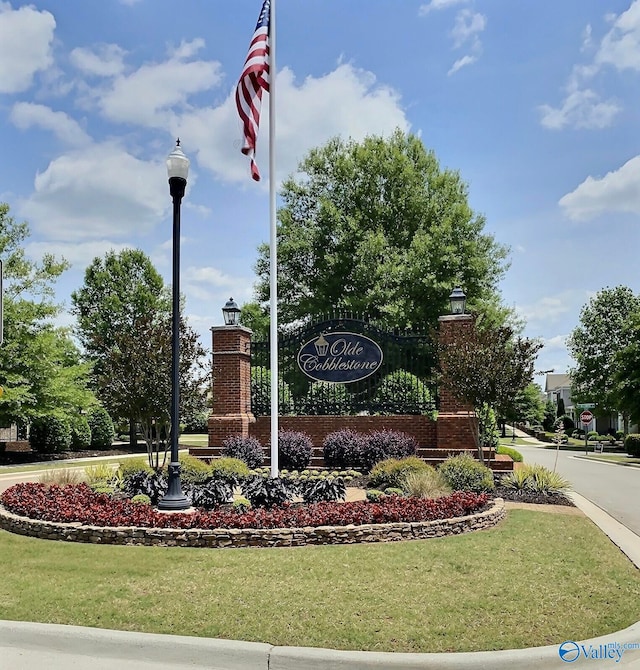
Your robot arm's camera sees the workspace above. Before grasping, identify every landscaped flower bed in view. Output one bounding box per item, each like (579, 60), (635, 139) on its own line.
(1, 482), (489, 530)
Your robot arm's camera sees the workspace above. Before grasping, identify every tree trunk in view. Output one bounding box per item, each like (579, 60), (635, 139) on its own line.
(129, 418), (137, 449)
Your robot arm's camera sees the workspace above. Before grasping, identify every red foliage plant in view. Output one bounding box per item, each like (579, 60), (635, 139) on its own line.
(0, 483), (489, 531)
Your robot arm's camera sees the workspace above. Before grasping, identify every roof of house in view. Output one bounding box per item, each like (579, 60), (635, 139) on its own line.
(545, 373), (571, 393)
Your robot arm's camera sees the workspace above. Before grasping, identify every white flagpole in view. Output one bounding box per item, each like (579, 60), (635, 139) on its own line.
(268, 0), (279, 478)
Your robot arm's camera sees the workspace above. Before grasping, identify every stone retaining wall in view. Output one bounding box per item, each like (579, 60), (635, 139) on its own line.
(0, 498), (505, 549)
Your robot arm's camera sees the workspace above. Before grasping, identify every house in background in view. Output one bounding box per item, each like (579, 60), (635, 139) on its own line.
(544, 372), (623, 435)
(545, 373), (574, 418)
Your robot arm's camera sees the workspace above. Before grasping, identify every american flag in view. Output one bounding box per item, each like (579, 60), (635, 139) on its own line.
(236, 0), (271, 181)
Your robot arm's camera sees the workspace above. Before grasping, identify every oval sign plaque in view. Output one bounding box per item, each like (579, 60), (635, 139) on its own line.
(297, 332), (384, 383)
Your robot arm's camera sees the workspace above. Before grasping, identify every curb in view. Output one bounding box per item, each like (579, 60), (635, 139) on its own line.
(2, 619), (640, 669)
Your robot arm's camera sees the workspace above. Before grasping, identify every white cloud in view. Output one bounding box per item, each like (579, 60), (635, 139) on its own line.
(596, 0), (640, 71)
(10, 102), (91, 147)
(183, 265), (253, 304)
(543, 334), (569, 351)
(418, 0), (470, 15)
(25, 239), (133, 269)
(540, 3), (639, 130)
(519, 295), (575, 324)
(84, 45), (222, 127)
(20, 142), (168, 241)
(184, 63), (409, 185)
(0, 2), (55, 93)
(559, 154), (640, 220)
(451, 9), (486, 48)
(538, 87), (621, 130)
(70, 44), (127, 77)
(448, 55), (477, 76)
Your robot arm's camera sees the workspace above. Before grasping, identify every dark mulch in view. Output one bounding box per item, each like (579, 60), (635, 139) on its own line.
(493, 485), (575, 506)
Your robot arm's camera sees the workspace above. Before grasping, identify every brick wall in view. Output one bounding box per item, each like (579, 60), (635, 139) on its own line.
(249, 415), (436, 448)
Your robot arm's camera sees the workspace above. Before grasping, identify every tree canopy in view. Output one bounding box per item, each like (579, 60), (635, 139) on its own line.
(72, 249), (211, 466)
(0, 203), (95, 427)
(437, 319), (542, 457)
(567, 286), (640, 417)
(253, 130), (510, 330)
(613, 310), (640, 425)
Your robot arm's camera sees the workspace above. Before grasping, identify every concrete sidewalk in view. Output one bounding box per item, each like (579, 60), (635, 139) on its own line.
(2, 619), (640, 670)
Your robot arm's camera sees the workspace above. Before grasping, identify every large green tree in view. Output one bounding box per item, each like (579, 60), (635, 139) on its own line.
(71, 249), (211, 461)
(567, 286), (640, 426)
(254, 130), (510, 330)
(0, 204), (95, 429)
(71, 249), (171, 446)
(613, 309), (640, 427)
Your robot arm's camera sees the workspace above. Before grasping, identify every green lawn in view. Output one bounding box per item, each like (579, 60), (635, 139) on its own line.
(580, 454), (640, 465)
(1, 510), (638, 653)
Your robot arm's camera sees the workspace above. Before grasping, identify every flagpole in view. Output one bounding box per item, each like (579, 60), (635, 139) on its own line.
(268, 0), (279, 478)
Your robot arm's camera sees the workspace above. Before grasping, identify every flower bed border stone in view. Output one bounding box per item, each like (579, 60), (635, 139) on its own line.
(0, 498), (505, 548)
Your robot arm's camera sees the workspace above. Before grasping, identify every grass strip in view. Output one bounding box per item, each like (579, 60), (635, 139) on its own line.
(0, 510), (638, 653)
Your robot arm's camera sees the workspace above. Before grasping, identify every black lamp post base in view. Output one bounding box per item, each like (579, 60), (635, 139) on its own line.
(157, 462), (191, 511)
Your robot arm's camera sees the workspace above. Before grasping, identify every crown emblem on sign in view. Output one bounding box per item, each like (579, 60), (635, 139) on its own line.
(314, 334), (329, 357)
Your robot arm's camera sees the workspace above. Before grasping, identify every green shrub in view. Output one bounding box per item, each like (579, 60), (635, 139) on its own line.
(90, 483), (114, 494)
(496, 445), (523, 462)
(372, 370), (435, 416)
(116, 457), (153, 480)
(401, 469), (452, 499)
(625, 434), (640, 457)
(438, 453), (495, 493)
(587, 430), (599, 440)
(251, 366), (294, 416)
(555, 415), (575, 435)
(178, 453), (211, 485)
(131, 494), (152, 505)
(365, 489), (385, 502)
(500, 464), (571, 495)
(88, 406), (115, 449)
(29, 415), (72, 453)
(383, 487), (405, 497)
(210, 457), (251, 483)
(69, 416), (91, 449)
(84, 463), (115, 485)
(368, 456), (432, 490)
(616, 430), (624, 441)
(232, 496), (251, 513)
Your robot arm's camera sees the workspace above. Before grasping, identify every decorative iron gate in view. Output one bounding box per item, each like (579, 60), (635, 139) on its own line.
(250, 314), (437, 416)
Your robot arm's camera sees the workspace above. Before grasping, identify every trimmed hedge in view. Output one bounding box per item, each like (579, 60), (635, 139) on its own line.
(29, 415), (72, 453)
(88, 407), (115, 449)
(625, 434), (640, 458)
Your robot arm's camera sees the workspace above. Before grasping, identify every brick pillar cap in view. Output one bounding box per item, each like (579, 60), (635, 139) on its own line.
(438, 314), (474, 323)
(210, 325), (253, 334)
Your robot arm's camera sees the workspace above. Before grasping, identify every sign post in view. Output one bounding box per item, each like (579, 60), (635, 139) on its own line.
(581, 410), (594, 454)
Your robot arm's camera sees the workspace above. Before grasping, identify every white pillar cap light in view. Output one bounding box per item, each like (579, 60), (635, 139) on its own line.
(166, 139), (190, 181)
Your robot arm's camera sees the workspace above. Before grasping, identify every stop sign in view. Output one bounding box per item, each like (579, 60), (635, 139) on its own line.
(580, 410), (594, 424)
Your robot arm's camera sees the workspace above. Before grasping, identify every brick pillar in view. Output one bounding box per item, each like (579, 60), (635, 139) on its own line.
(207, 325), (255, 448)
(436, 314), (477, 451)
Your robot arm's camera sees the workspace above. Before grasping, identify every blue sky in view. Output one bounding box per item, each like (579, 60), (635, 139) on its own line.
(1, 0), (639, 387)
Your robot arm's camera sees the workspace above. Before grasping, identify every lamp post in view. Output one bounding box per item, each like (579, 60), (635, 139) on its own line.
(158, 140), (191, 511)
(222, 298), (241, 326)
(449, 286), (466, 315)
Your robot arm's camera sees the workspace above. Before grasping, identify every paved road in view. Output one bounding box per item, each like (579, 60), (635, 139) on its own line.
(512, 438), (640, 536)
